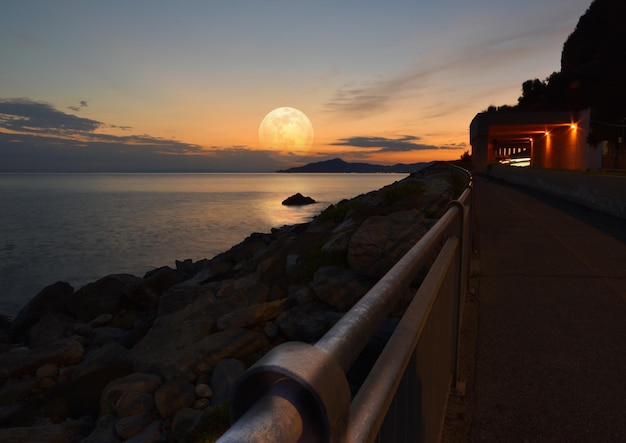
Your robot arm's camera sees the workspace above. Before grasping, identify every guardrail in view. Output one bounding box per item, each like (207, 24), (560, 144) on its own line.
(218, 164), (473, 442)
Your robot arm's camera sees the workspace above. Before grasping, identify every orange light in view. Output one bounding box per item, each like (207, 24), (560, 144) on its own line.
(570, 123), (577, 130)
(544, 130), (550, 136)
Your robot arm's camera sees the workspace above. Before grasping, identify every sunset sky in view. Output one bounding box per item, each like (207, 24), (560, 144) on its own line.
(1, 0), (591, 172)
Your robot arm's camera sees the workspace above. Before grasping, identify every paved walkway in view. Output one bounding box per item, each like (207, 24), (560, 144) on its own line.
(468, 176), (626, 442)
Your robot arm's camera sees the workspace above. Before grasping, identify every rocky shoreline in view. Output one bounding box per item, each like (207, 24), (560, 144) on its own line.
(0, 162), (458, 442)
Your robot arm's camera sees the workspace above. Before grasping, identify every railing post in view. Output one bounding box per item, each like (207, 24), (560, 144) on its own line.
(446, 165), (473, 394)
(220, 341), (351, 443)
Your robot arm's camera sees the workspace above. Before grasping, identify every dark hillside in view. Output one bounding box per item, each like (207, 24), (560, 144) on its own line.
(491, 0), (626, 141)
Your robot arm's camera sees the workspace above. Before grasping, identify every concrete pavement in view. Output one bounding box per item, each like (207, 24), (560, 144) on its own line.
(468, 175), (626, 442)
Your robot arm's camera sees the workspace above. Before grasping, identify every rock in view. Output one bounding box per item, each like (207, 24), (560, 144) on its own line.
(29, 313), (66, 348)
(114, 411), (153, 439)
(287, 285), (317, 307)
(89, 327), (126, 348)
(0, 338), (84, 380)
(216, 299), (287, 330)
(71, 342), (129, 380)
(58, 361), (131, 419)
(347, 209), (427, 280)
(210, 359), (245, 406)
(11, 281), (73, 342)
(184, 329), (270, 375)
(157, 284), (203, 315)
(175, 259), (197, 281)
(194, 383), (213, 399)
(264, 321), (280, 340)
(193, 398), (210, 409)
(215, 274), (269, 306)
(171, 408), (203, 442)
(115, 391), (155, 418)
(285, 254), (300, 276)
(0, 419), (83, 443)
(321, 230), (353, 255)
(36, 363), (59, 379)
(0, 314), (11, 334)
(90, 313), (113, 328)
(100, 373), (163, 416)
(312, 266), (372, 311)
(282, 193), (316, 206)
(119, 313), (156, 349)
(81, 414), (120, 443)
(123, 419), (162, 443)
(276, 307), (343, 342)
(0, 377), (38, 406)
(127, 267), (178, 310)
(68, 274), (141, 322)
(154, 380), (195, 419)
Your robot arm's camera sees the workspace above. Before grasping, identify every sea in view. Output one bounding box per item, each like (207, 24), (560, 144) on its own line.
(0, 172), (406, 318)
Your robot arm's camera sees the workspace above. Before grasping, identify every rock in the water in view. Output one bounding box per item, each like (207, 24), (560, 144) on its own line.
(281, 193), (316, 206)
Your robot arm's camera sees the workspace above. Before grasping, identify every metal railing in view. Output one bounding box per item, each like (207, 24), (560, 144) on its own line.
(218, 164), (473, 443)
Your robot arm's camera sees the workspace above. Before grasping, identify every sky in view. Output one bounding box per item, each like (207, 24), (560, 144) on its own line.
(0, 0), (592, 172)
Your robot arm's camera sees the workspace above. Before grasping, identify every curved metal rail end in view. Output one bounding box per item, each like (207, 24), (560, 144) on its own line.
(221, 342), (351, 443)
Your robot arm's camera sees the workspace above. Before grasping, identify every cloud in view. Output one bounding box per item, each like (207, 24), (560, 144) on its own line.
(324, 73), (426, 118)
(323, 9), (577, 119)
(331, 135), (465, 153)
(1, 98), (101, 134)
(67, 99), (89, 112)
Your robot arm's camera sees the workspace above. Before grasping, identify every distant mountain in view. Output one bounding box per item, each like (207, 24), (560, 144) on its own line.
(277, 158), (431, 173)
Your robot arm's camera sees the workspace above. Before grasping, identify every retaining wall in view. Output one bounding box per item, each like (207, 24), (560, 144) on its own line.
(490, 164), (626, 219)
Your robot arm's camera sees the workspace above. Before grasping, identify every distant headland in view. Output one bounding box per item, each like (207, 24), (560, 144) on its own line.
(277, 158), (432, 173)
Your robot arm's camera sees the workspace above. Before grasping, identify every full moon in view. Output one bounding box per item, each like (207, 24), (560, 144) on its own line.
(258, 107), (314, 155)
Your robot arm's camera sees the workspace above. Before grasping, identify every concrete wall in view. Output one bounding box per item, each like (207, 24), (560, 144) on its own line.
(490, 164), (626, 219)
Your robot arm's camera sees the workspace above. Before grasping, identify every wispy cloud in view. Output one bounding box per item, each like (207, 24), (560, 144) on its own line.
(67, 99), (89, 112)
(331, 135), (465, 153)
(323, 9), (576, 119)
(1, 98), (101, 134)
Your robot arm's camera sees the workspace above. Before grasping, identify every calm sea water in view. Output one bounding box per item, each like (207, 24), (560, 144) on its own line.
(0, 173), (406, 317)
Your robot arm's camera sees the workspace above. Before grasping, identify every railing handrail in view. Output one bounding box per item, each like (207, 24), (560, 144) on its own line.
(218, 163), (473, 442)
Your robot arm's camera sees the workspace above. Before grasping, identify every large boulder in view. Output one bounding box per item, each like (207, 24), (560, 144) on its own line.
(11, 281), (73, 342)
(312, 266), (372, 311)
(68, 274), (141, 322)
(126, 267), (178, 310)
(347, 209), (427, 280)
(0, 338), (84, 380)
